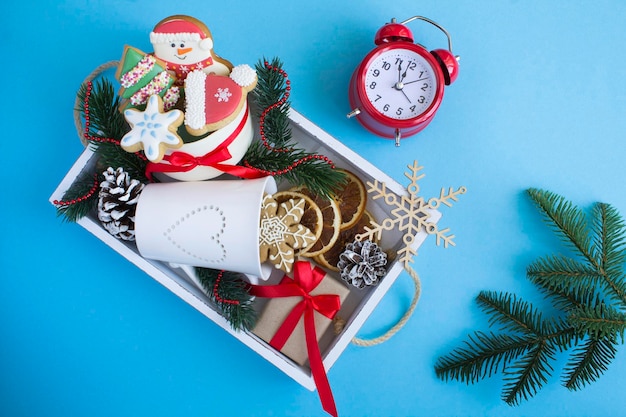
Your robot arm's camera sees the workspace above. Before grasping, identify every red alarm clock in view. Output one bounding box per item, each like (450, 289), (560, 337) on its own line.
(347, 16), (459, 146)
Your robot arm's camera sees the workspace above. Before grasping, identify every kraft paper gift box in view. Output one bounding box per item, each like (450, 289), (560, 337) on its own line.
(251, 264), (351, 366)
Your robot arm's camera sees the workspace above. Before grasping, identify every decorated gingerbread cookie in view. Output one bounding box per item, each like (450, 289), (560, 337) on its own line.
(120, 94), (184, 162)
(150, 15), (233, 83)
(259, 193), (317, 273)
(116, 45), (180, 110)
(184, 64), (258, 135)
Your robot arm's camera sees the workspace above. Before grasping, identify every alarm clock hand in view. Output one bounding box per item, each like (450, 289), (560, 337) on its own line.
(400, 89), (412, 104)
(403, 77), (428, 85)
(400, 67), (408, 83)
(397, 61), (410, 84)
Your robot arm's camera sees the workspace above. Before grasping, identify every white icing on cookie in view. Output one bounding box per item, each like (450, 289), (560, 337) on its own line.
(230, 64), (257, 88)
(129, 71), (173, 106)
(121, 95), (184, 162)
(184, 70), (207, 130)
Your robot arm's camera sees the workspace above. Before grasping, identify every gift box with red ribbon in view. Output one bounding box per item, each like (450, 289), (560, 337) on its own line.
(249, 261), (350, 417)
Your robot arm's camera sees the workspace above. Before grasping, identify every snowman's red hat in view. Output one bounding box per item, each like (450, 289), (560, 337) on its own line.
(150, 15), (211, 44)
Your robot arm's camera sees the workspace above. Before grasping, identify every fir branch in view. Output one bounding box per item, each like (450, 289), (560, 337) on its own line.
(502, 340), (556, 405)
(528, 255), (605, 303)
(244, 140), (346, 197)
(562, 336), (618, 391)
(195, 267), (257, 331)
(527, 188), (596, 267)
(253, 57), (292, 149)
(568, 303), (626, 341)
(77, 78), (128, 140)
(436, 188), (626, 405)
(477, 291), (545, 336)
(77, 78), (149, 183)
(55, 168), (100, 222)
(434, 331), (535, 384)
(534, 276), (603, 314)
(591, 203), (626, 304)
(91, 141), (149, 184)
(592, 203), (626, 275)
(243, 57), (346, 198)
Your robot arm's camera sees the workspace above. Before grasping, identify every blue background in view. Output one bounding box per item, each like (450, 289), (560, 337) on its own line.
(3, 1), (625, 416)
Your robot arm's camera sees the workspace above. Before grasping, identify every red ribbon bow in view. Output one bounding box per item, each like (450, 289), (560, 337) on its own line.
(145, 105), (265, 180)
(249, 261), (341, 417)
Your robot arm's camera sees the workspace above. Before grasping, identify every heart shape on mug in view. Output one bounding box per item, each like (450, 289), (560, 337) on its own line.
(163, 204), (227, 264)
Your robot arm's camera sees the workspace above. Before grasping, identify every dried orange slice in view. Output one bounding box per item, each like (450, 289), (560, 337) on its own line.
(272, 191), (324, 256)
(291, 187), (341, 257)
(314, 210), (376, 271)
(332, 169), (367, 230)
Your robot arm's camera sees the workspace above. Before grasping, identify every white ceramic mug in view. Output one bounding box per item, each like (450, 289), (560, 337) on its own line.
(135, 176), (277, 280)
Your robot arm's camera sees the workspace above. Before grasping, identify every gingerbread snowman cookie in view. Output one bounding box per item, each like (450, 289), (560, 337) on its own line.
(150, 15), (233, 82)
(115, 15), (258, 179)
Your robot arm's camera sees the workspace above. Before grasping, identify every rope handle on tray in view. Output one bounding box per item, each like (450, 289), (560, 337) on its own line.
(75, 61), (419, 347)
(350, 265), (420, 346)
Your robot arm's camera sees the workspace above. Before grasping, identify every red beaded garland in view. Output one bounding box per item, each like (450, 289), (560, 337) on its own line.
(246, 62), (336, 176)
(53, 174), (99, 207)
(82, 82), (122, 145)
(213, 270), (241, 305)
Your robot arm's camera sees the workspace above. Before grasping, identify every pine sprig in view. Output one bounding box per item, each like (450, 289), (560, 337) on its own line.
(569, 303), (626, 341)
(435, 331), (537, 384)
(243, 57), (346, 198)
(244, 141), (346, 197)
(501, 341), (556, 405)
(477, 291), (545, 335)
(562, 336), (618, 390)
(528, 255), (605, 302)
(435, 188), (626, 404)
(92, 141), (150, 184)
(55, 169), (100, 222)
(253, 57), (292, 149)
(76, 79), (149, 183)
(527, 188), (596, 268)
(592, 203), (626, 274)
(194, 267), (257, 331)
(77, 78), (129, 140)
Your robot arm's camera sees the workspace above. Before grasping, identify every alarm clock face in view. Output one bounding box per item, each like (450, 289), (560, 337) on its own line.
(364, 49), (438, 120)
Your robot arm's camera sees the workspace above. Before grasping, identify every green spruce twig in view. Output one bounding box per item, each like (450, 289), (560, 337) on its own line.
(77, 78), (129, 141)
(54, 169), (100, 222)
(195, 268), (257, 331)
(243, 57), (346, 198)
(435, 188), (626, 405)
(77, 79), (149, 183)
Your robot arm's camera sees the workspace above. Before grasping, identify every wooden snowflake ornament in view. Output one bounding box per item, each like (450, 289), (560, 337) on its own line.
(259, 194), (317, 273)
(356, 160), (466, 274)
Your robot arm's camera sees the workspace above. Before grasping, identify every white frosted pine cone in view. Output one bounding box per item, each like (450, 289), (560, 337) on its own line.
(337, 240), (387, 289)
(97, 167), (145, 241)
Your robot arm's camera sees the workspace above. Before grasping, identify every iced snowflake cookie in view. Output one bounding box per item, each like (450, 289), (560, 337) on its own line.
(184, 64), (258, 136)
(120, 94), (184, 162)
(259, 194), (317, 273)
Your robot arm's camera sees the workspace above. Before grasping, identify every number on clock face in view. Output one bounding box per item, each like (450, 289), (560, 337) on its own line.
(364, 49), (437, 120)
